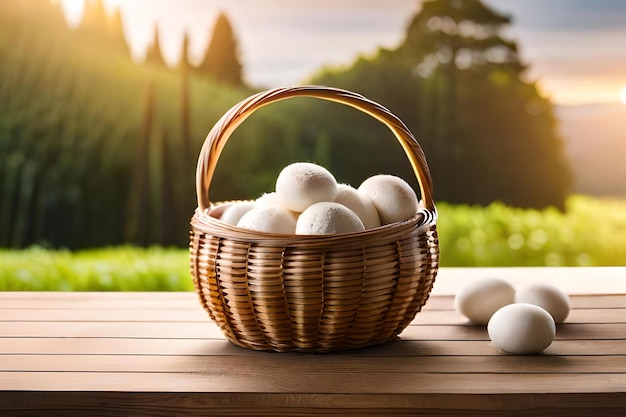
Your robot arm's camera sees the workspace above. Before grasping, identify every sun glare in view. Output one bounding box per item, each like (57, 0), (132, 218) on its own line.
(60, 0), (84, 29)
(620, 86), (626, 104)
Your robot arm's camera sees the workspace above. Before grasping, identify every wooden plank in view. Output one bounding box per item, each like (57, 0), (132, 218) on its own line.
(2, 306), (622, 324)
(422, 294), (626, 310)
(1, 292), (625, 310)
(1, 337), (624, 357)
(0, 308), (209, 322)
(0, 292), (199, 310)
(0, 321), (220, 339)
(0, 391), (624, 417)
(411, 308), (626, 325)
(2, 353), (625, 375)
(1, 370), (625, 394)
(401, 323), (626, 341)
(2, 320), (625, 341)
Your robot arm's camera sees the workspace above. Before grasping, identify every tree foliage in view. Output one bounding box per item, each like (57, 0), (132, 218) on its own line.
(309, 0), (572, 210)
(196, 12), (245, 86)
(145, 26), (167, 67)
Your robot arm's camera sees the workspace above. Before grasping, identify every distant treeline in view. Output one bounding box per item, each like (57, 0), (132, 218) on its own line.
(0, 0), (572, 249)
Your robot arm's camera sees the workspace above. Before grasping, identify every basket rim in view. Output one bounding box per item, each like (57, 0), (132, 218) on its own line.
(190, 203), (437, 246)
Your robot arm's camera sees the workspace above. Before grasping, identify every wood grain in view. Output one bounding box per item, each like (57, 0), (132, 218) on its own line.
(1, 267), (625, 416)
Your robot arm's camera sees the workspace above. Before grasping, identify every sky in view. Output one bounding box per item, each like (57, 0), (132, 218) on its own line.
(58, 0), (626, 106)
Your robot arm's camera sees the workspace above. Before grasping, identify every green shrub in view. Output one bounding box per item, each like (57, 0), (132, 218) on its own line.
(437, 195), (626, 266)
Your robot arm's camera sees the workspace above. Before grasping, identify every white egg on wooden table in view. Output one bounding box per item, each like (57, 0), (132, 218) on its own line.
(487, 303), (556, 355)
(516, 283), (571, 323)
(454, 277), (516, 325)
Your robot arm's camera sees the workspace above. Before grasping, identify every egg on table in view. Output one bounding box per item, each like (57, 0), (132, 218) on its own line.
(454, 277), (516, 325)
(516, 283), (570, 323)
(487, 303), (556, 354)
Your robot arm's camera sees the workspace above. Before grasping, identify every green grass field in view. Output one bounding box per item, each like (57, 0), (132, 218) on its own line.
(0, 246), (192, 291)
(1, 195), (624, 291)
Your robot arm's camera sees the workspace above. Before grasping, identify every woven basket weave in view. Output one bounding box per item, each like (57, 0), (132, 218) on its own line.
(189, 86), (439, 353)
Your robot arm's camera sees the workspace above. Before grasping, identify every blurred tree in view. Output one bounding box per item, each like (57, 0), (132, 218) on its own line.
(125, 83), (154, 245)
(311, 0), (572, 210)
(78, 0), (129, 55)
(196, 12), (245, 86)
(179, 33), (192, 161)
(145, 25), (167, 67)
(81, 0), (107, 29)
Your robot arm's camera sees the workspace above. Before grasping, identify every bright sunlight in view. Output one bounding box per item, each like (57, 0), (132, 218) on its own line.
(58, 0), (84, 28)
(620, 86), (626, 104)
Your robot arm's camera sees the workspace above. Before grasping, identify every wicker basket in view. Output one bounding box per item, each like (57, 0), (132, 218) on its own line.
(189, 86), (439, 353)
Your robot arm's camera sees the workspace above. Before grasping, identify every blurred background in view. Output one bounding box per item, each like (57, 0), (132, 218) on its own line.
(1, 0), (625, 290)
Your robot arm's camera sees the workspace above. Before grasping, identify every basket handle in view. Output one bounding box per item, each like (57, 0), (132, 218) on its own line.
(196, 86), (435, 212)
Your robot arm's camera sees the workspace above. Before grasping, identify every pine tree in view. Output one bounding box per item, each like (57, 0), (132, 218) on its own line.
(145, 25), (167, 67)
(108, 7), (130, 55)
(81, 0), (107, 30)
(196, 12), (244, 86)
(179, 32), (191, 162)
(78, 0), (130, 55)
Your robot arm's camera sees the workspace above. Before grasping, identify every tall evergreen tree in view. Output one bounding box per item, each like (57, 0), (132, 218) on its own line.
(81, 0), (107, 29)
(179, 32), (191, 161)
(145, 25), (167, 67)
(78, 0), (129, 54)
(196, 12), (244, 86)
(107, 7), (130, 55)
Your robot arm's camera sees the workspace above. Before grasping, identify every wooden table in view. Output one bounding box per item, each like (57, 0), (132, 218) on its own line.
(1, 267), (625, 416)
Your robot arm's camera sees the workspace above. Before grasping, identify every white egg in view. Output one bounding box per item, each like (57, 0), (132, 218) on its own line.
(516, 283), (570, 324)
(236, 204), (296, 234)
(256, 192), (283, 206)
(256, 192), (299, 220)
(357, 174), (419, 224)
(296, 202), (365, 235)
(219, 201), (256, 225)
(454, 277), (515, 325)
(488, 303), (556, 354)
(334, 184), (381, 229)
(275, 162), (338, 213)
